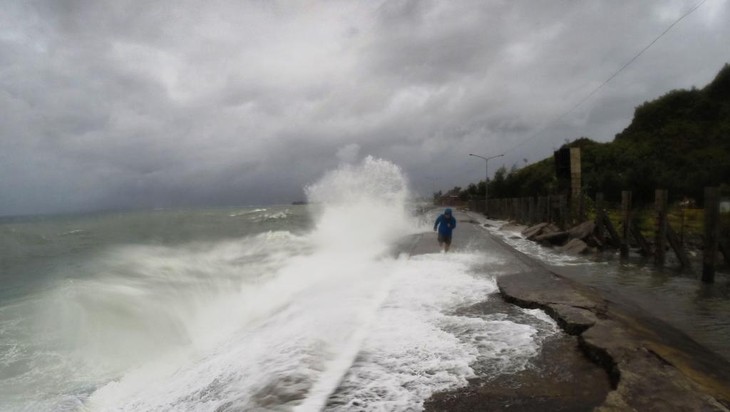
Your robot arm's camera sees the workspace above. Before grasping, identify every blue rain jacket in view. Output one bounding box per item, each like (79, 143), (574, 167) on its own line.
(434, 211), (456, 236)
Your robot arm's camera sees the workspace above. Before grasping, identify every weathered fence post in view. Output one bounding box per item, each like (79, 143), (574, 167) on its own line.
(596, 192), (621, 248)
(546, 195), (552, 224)
(703, 187), (720, 283)
(595, 193), (606, 245)
(558, 195), (567, 229)
(621, 191), (632, 258)
(570, 147), (582, 224)
(655, 189), (668, 266)
(528, 197), (534, 223)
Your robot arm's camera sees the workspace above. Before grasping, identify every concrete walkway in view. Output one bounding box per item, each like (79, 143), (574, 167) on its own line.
(416, 210), (730, 411)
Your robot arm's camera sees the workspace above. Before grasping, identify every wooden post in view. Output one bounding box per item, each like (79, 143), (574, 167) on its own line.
(546, 195), (552, 224)
(528, 197), (535, 224)
(536, 197), (545, 222)
(630, 222), (653, 257)
(719, 241), (729, 265)
(602, 215), (622, 249)
(621, 191), (632, 258)
(570, 147), (582, 225)
(595, 193), (606, 246)
(655, 189), (668, 266)
(667, 224), (691, 267)
(559, 195), (568, 230)
(703, 187), (720, 283)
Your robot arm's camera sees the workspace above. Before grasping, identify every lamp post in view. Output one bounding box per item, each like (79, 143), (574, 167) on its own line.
(469, 153), (504, 217)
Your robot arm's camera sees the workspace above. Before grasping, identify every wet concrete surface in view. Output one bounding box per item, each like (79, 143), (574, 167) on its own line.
(414, 210), (730, 411)
(426, 300), (611, 412)
(426, 335), (609, 412)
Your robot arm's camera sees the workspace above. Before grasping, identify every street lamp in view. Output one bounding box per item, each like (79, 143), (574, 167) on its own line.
(469, 153), (504, 217)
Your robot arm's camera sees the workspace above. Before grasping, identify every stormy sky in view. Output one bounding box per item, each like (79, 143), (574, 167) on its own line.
(1, 0), (728, 216)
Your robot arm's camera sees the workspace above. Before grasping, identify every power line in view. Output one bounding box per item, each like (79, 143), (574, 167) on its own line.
(504, 0), (707, 155)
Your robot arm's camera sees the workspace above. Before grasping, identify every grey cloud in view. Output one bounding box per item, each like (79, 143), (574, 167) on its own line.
(1, 0), (728, 215)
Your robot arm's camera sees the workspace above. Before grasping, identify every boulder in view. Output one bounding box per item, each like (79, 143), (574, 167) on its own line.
(522, 222), (550, 240)
(560, 238), (590, 254)
(567, 220), (596, 241)
(535, 231), (570, 245)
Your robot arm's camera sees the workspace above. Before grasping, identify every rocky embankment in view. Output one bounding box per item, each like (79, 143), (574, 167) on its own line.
(521, 221), (599, 255)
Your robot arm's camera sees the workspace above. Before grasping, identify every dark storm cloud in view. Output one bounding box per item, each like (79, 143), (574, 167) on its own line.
(1, 0), (728, 215)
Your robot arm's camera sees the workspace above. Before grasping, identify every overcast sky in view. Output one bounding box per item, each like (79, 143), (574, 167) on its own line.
(1, 0), (728, 215)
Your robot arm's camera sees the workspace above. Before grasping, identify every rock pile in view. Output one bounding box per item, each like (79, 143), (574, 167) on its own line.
(521, 220), (599, 255)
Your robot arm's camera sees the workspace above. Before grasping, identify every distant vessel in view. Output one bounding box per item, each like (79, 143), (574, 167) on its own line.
(291, 201), (308, 205)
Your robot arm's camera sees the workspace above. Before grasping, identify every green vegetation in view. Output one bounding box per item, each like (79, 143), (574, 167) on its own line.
(449, 64), (730, 206)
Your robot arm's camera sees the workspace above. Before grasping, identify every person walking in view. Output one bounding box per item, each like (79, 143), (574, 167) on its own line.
(433, 208), (457, 253)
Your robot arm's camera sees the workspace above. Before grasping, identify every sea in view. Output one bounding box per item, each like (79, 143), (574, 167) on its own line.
(0, 157), (558, 412)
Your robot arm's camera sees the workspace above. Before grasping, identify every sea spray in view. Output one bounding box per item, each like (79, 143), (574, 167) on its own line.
(305, 156), (418, 256)
(83, 157), (421, 410)
(293, 156), (419, 411)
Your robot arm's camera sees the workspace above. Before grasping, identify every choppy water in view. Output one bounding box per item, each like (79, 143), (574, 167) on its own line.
(485, 221), (730, 362)
(0, 158), (557, 412)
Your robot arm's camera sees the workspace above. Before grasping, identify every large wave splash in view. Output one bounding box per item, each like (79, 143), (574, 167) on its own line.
(37, 157), (419, 411)
(305, 156), (417, 256)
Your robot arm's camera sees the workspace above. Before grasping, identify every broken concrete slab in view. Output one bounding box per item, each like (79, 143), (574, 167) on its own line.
(498, 271), (730, 411)
(567, 220), (596, 240)
(498, 270), (600, 312)
(596, 350), (728, 412)
(547, 303), (598, 335)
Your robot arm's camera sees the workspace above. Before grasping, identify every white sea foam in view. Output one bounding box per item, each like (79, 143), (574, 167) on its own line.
(61, 229), (85, 236)
(228, 209), (262, 217)
(323, 253), (555, 411)
(255, 210), (290, 221)
(480, 222), (588, 266)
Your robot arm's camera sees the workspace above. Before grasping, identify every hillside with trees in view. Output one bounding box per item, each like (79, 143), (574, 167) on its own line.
(453, 64), (730, 205)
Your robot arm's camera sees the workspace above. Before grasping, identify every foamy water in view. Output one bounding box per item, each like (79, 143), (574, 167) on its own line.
(0, 158), (557, 411)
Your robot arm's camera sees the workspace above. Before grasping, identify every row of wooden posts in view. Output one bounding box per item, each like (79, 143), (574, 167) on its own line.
(469, 187), (727, 283)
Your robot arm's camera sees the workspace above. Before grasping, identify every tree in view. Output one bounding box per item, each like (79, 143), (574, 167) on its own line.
(456, 64), (730, 205)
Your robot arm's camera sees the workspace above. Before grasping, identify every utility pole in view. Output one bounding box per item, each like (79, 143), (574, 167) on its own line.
(469, 153), (504, 217)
